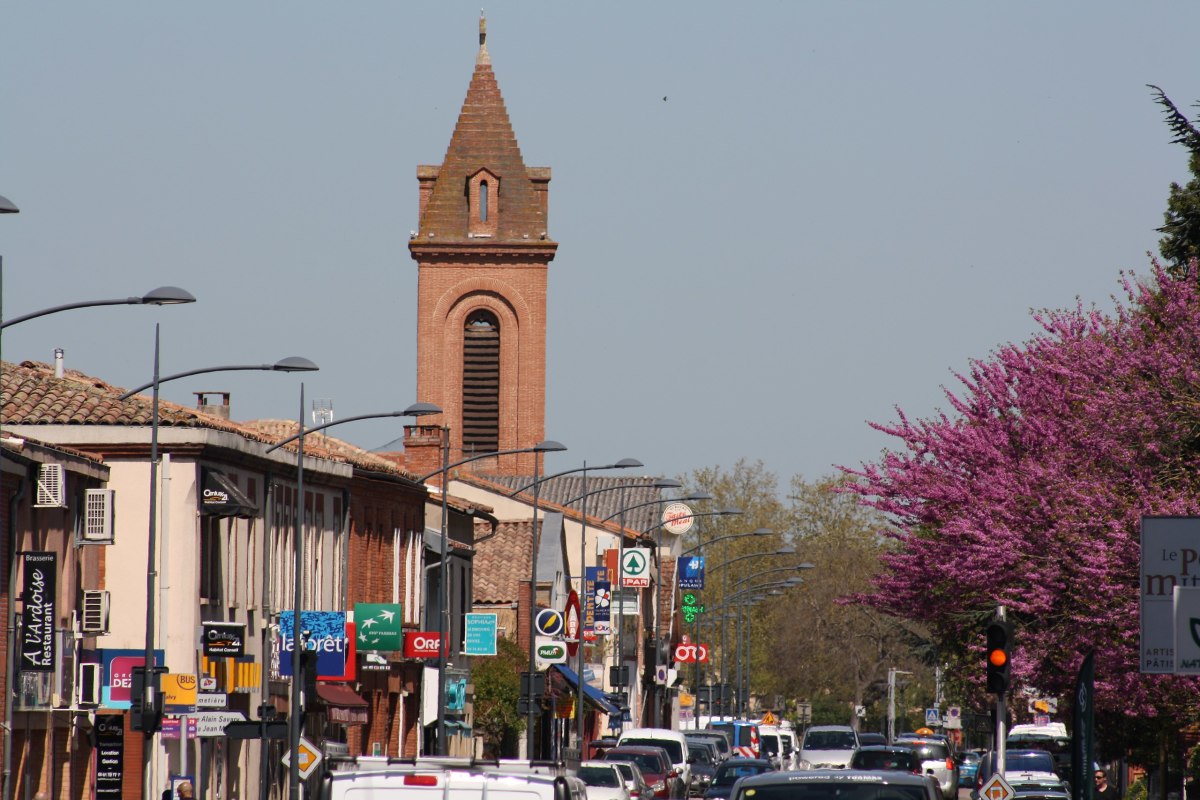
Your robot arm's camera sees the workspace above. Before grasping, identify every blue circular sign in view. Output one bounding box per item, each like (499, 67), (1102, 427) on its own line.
(535, 608), (564, 636)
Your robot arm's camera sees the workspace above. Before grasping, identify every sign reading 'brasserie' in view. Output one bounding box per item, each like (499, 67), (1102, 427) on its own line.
(21, 552), (57, 673)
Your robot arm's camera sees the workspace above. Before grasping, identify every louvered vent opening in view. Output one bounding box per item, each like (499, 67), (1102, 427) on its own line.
(81, 590), (110, 634)
(35, 464), (66, 508)
(463, 310), (500, 454)
(83, 489), (115, 543)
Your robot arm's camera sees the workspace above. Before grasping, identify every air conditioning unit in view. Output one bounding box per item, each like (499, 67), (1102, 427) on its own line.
(82, 489), (115, 544)
(35, 464), (66, 508)
(80, 590), (110, 635)
(75, 663), (101, 707)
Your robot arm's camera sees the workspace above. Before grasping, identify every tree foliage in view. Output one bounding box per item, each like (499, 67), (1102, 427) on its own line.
(842, 263), (1200, 741)
(677, 461), (930, 728)
(1150, 85), (1200, 275)
(471, 635), (526, 756)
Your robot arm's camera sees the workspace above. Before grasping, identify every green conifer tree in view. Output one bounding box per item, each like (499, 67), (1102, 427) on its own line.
(1149, 85), (1200, 276)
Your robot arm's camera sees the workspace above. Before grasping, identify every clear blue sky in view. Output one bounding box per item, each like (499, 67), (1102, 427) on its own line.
(2, 3), (1198, 487)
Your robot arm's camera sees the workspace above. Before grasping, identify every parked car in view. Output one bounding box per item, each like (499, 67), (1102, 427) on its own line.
(578, 762), (633, 800)
(610, 760), (655, 800)
(703, 758), (776, 800)
(1010, 776), (1071, 800)
(728, 768), (941, 800)
(687, 742), (720, 796)
(620, 728), (693, 794)
(956, 751), (983, 787)
(902, 738), (959, 800)
(687, 731), (732, 762)
(320, 758), (588, 800)
(798, 725), (858, 770)
(851, 745), (923, 774)
(604, 746), (686, 800)
(972, 749), (1060, 799)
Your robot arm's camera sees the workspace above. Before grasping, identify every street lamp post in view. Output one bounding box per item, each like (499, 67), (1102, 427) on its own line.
(503, 459), (646, 754)
(265, 399), (440, 798)
(0, 271), (196, 800)
(412, 439), (567, 758)
(712, 546), (794, 719)
(134, 330), (317, 800)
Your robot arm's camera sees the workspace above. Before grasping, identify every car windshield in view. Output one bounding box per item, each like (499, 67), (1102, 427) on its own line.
(737, 783), (929, 800)
(714, 764), (770, 786)
(612, 763), (635, 781)
(690, 746), (714, 763)
(852, 751), (916, 771)
(579, 767), (621, 787)
(804, 731), (856, 750)
(909, 743), (949, 761)
(623, 738), (683, 763)
(761, 737), (780, 756)
(1007, 754), (1054, 773)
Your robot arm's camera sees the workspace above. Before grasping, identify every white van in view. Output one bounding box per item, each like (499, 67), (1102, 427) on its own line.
(758, 725), (799, 770)
(618, 727), (691, 793)
(319, 757), (587, 800)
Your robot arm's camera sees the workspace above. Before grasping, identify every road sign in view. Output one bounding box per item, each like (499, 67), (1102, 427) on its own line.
(282, 736), (323, 779)
(979, 773), (1014, 800)
(535, 608), (564, 637)
(944, 706), (962, 729)
(622, 548), (651, 588)
(925, 707), (940, 726)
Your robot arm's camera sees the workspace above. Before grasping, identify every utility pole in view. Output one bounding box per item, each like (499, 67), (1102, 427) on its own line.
(887, 668), (911, 744)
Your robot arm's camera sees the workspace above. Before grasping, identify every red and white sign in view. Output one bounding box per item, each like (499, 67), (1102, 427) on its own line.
(674, 643), (709, 663)
(661, 503), (696, 535)
(403, 632), (444, 659)
(564, 590), (581, 657)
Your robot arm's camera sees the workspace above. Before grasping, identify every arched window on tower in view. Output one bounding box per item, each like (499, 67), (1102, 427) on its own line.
(462, 310), (500, 455)
(467, 169), (499, 238)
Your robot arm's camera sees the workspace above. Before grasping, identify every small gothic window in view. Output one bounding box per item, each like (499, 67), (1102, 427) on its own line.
(468, 170), (499, 237)
(462, 310), (500, 454)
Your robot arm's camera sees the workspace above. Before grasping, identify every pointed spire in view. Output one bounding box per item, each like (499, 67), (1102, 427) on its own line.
(415, 13), (552, 245)
(478, 11), (490, 66)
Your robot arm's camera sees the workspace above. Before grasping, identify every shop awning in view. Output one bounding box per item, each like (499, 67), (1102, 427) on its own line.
(316, 682), (369, 725)
(552, 665), (620, 716)
(199, 469), (258, 518)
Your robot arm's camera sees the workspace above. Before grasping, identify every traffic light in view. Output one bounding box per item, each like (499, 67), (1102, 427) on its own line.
(985, 621), (1013, 694)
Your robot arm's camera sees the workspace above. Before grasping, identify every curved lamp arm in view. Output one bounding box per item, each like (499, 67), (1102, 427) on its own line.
(732, 563), (814, 587)
(680, 527), (772, 558)
(417, 439), (567, 482)
(265, 402), (442, 453)
(120, 356), (320, 400)
(505, 458), (643, 497)
(3, 286), (196, 329)
(708, 546), (796, 574)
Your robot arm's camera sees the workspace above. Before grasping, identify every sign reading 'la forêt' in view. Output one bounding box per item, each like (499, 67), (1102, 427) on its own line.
(21, 552), (57, 673)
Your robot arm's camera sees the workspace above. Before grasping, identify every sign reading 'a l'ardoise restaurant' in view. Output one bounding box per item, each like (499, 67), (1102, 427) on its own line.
(21, 552), (57, 673)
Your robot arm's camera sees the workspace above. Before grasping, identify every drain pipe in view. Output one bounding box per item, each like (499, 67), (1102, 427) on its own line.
(3, 463), (29, 800)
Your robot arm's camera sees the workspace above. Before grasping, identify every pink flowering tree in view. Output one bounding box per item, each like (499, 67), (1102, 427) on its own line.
(844, 262), (1200, 728)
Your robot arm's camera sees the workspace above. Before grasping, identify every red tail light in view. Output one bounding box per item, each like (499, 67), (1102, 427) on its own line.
(404, 776), (439, 786)
(946, 758), (955, 771)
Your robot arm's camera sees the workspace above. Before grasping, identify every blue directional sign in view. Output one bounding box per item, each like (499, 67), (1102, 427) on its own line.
(678, 556), (706, 590)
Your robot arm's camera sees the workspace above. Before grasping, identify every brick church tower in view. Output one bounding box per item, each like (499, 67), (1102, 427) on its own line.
(405, 17), (557, 478)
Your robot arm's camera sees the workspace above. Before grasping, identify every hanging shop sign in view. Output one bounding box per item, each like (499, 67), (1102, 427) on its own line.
(278, 611), (347, 678)
(353, 603), (403, 652)
(678, 556), (706, 590)
(202, 622), (246, 657)
(20, 552), (57, 673)
(464, 613), (498, 656)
